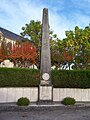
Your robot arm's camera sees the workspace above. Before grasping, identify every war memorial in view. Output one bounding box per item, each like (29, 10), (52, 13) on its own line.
(38, 8), (53, 103)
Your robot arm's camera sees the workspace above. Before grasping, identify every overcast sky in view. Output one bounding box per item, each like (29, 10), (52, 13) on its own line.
(0, 0), (90, 39)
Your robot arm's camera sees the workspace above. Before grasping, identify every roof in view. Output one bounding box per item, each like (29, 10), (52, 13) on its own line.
(0, 27), (24, 41)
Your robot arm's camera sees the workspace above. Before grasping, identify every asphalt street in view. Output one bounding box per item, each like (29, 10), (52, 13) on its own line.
(0, 107), (90, 120)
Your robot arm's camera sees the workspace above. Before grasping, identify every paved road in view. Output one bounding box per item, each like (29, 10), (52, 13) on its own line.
(0, 107), (90, 120)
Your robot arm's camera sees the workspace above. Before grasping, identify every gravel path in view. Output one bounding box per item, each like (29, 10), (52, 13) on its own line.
(0, 107), (90, 120)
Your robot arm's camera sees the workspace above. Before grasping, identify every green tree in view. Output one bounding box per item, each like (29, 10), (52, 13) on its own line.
(21, 21), (90, 70)
(51, 39), (64, 68)
(21, 20), (59, 68)
(21, 20), (41, 46)
(62, 25), (90, 69)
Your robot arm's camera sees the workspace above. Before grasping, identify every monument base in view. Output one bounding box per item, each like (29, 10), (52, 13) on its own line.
(38, 84), (53, 104)
(40, 80), (51, 85)
(37, 100), (53, 105)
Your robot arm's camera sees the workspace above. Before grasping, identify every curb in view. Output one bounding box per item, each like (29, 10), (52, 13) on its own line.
(0, 103), (90, 111)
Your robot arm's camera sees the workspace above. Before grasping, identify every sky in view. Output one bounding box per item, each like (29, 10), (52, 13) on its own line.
(0, 0), (90, 39)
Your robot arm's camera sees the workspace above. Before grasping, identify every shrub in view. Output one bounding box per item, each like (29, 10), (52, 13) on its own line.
(17, 97), (30, 106)
(0, 67), (40, 87)
(62, 97), (76, 105)
(0, 68), (90, 88)
(52, 70), (90, 88)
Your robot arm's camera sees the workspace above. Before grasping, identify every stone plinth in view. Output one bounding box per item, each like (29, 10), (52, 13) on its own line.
(38, 85), (53, 104)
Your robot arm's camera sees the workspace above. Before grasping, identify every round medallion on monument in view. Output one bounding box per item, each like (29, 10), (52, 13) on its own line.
(42, 73), (50, 80)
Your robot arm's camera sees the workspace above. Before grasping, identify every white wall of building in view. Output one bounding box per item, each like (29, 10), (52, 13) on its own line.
(0, 60), (14, 68)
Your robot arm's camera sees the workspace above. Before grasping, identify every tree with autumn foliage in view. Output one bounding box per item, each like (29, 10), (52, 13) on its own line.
(20, 20), (59, 68)
(0, 41), (8, 62)
(8, 41), (37, 68)
(50, 39), (74, 70)
(61, 25), (90, 69)
(20, 20), (90, 69)
(0, 33), (11, 63)
(50, 25), (90, 70)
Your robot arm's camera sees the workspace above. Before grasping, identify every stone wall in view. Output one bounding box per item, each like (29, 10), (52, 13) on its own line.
(53, 88), (90, 102)
(0, 88), (38, 103)
(0, 88), (90, 103)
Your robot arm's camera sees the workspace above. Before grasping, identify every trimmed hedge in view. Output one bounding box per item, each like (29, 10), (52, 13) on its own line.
(51, 70), (90, 88)
(0, 68), (90, 88)
(0, 67), (40, 87)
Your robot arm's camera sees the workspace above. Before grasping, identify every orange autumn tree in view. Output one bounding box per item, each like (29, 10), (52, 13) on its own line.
(62, 50), (74, 69)
(9, 42), (37, 67)
(0, 41), (8, 62)
(63, 50), (73, 62)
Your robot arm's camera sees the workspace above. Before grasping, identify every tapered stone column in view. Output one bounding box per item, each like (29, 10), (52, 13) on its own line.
(40, 8), (51, 85)
(38, 8), (53, 104)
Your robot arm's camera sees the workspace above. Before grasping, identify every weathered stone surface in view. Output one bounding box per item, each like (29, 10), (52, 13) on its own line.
(39, 8), (53, 103)
(39, 85), (53, 101)
(40, 8), (51, 84)
(38, 8), (53, 103)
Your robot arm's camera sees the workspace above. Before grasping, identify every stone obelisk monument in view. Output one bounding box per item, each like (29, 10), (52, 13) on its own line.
(38, 8), (53, 103)
(40, 8), (51, 84)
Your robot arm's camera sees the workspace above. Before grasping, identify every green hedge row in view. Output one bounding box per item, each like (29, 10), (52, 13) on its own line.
(0, 68), (90, 88)
(51, 70), (90, 88)
(0, 68), (40, 87)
